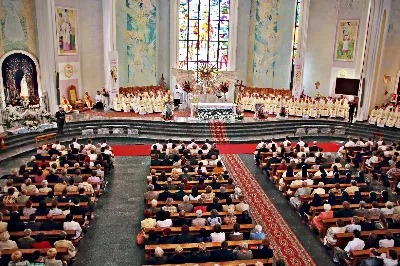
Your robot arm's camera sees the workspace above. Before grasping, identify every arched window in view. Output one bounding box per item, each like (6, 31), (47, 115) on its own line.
(178, 0), (230, 71)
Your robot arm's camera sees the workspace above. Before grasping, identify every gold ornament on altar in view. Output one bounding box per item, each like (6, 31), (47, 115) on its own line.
(196, 63), (218, 89)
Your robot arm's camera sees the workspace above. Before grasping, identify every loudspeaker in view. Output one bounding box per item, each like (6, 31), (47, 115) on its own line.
(56, 72), (59, 88)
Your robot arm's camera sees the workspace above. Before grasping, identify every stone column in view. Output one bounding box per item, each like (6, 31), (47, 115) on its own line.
(357, 0), (391, 121)
(35, 0), (58, 113)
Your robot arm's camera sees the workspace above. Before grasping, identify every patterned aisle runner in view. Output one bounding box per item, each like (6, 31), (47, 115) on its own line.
(209, 120), (230, 144)
(221, 154), (316, 266)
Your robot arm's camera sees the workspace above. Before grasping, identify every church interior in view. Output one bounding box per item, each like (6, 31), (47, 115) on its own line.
(0, 0), (399, 265)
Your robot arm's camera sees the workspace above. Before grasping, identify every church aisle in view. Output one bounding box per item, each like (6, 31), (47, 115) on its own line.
(238, 154), (335, 266)
(74, 156), (148, 266)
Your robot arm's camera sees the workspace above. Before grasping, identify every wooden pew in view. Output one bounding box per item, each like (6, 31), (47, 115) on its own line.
(309, 203), (390, 218)
(5, 202), (88, 209)
(335, 229), (400, 248)
(147, 199), (240, 207)
(319, 215), (394, 238)
(35, 133), (57, 149)
(156, 179), (228, 185)
(144, 224), (254, 234)
(0, 247), (68, 257)
(150, 165), (217, 173)
(9, 230), (76, 239)
(3, 215), (83, 222)
(150, 211), (244, 219)
(288, 183), (365, 194)
(144, 259), (273, 266)
(350, 247), (400, 266)
(166, 189), (233, 194)
(299, 192), (372, 204)
(145, 240), (263, 254)
(26, 191), (93, 197)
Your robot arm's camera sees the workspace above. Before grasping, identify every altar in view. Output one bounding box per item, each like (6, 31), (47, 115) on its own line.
(191, 102), (237, 121)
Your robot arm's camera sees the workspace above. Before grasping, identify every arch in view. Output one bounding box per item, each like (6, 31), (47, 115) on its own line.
(0, 50), (42, 107)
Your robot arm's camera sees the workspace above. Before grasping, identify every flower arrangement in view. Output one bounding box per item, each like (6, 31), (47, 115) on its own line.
(162, 103), (175, 121)
(162, 109), (174, 121)
(220, 82), (229, 94)
(23, 115), (40, 131)
(198, 109), (235, 121)
(279, 107), (287, 118)
(3, 119), (12, 129)
(182, 81), (192, 93)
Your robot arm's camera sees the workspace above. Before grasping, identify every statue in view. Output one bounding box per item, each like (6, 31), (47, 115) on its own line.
(20, 75), (29, 98)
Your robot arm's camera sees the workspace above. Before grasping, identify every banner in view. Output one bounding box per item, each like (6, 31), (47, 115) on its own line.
(293, 58), (304, 99)
(110, 52), (119, 95)
(59, 62), (80, 80)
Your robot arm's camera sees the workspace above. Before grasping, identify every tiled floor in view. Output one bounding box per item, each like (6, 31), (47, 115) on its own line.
(74, 156), (148, 266)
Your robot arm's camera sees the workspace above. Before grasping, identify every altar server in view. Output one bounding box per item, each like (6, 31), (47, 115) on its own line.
(328, 98), (336, 118)
(376, 106), (389, 127)
(95, 91), (103, 109)
(385, 107), (396, 127)
(368, 106), (379, 124)
(395, 107), (400, 129)
(138, 96), (147, 115)
(320, 98), (329, 117)
(113, 94), (122, 112)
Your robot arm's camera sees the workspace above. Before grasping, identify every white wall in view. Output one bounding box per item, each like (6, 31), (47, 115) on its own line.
(303, 0), (337, 96)
(303, 0), (370, 97)
(78, 0), (105, 98)
(329, 2), (370, 96)
(235, 0), (251, 83)
(376, 0), (400, 105)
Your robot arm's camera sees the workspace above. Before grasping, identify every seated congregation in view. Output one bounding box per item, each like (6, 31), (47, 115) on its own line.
(255, 135), (400, 265)
(141, 139), (280, 266)
(0, 138), (113, 265)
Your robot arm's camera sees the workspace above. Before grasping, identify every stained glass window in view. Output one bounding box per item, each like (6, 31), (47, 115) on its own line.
(178, 0), (230, 71)
(290, 0), (301, 89)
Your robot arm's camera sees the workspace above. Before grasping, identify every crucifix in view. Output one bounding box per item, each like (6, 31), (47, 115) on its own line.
(315, 81), (320, 90)
(234, 80), (245, 103)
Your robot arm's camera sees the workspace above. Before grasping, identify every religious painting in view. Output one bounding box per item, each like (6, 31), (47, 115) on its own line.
(124, 0), (157, 86)
(249, 0), (280, 87)
(0, 0), (37, 56)
(55, 7), (78, 55)
(334, 20), (359, 62)
(1, 52), (40, 106)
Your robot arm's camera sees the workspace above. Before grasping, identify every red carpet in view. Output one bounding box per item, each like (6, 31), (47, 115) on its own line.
(111, 142), (341, 156)
(209, 121), (230, 143)
(221, 154), (316, 266)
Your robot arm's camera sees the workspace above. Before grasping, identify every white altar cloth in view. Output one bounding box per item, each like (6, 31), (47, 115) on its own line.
(190, 102), (237, 117)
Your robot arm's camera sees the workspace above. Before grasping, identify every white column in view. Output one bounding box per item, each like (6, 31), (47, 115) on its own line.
(103, 0), (116, 95)
(297, 0), (311, 59)
(227, 0), (238, 72)
(291, 0), (310, 93)
(169, 0), (179, 91)
(35, 0), (58, 113)
(357, 0), (391, 121)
